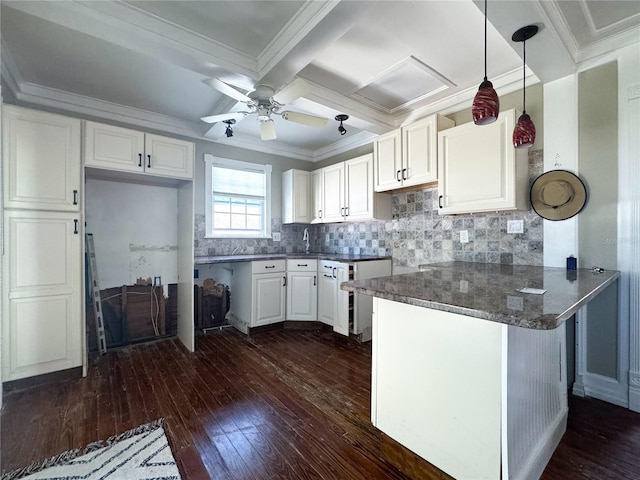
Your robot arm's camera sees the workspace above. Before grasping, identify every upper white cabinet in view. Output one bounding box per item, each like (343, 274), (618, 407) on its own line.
(313, 154), (391, 224)
(374, 114), (454, 192)
(3, 105), (81, 211)
(437, 109), (529, 215)
(85, 121), (194, 180)
(282, 169), (312, 224)
(311, 169), (324, 224)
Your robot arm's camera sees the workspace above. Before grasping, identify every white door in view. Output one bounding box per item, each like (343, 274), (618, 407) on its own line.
(374, 130), (402, 192)
(322, 163), (345, 223)
(144, 133), (194, 180)
(253, 273), (286, 327)
(3, 106), (81, 211)
(403, 116), (438, 187)
(318, 263), (337, 326)
(333, 263), (350, 336)
(286, 272), (317, 321)
(2, 211), (82, 381)
(345, 154), (374, 220)
(311, 169), (324, 223)
(84, 121), (145, 174)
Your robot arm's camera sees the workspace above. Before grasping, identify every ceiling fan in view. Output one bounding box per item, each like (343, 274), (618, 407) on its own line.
(200, 78), (329, 141)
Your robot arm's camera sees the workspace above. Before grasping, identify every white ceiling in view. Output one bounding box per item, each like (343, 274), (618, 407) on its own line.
(2, 1), (638, 162)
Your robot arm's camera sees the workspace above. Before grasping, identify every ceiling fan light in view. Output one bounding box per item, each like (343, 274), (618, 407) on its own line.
(513, 112), (535, 149)
(259, 119), (277, 141)
(472, 79), (500, 125)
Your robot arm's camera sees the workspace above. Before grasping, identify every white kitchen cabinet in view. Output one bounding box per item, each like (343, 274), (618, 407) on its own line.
(282, 169), (312, 224)
(437, 109), (528, 215)
(311, 169), (324, 223)
(85, 121), (194, 180)
(313, 154), (391, 224)
(3, 105), (81, 211)
(374, 114), (454, 192)
(286, 259), (317, 321)
(230, 260), (286, 332)
(318, 259), (391, 339)
(2, 210), (83, 381)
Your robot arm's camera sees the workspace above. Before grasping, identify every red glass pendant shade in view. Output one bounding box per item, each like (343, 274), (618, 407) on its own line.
(513, 111), (536, 148)
(472, 79), (500, 125)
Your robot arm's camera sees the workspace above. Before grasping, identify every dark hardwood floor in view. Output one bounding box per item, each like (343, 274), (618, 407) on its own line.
(2, 328), (639, 479)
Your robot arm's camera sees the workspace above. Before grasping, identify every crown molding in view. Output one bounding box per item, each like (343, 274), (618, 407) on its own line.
(0, 44), (23, 96)
(258, 1), (339, 78)
(213, 133), (317, 162)
(312, 131), (378, 162)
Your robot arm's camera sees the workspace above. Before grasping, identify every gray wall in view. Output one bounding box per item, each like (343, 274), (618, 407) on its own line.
(579, 62), (619, 379)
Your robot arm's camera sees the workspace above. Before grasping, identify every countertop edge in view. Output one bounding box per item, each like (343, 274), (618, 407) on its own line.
(194, 253), (392, 265)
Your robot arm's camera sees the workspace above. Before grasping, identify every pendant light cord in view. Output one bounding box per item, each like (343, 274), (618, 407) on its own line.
(522, 38), (527, 113)
(483, 0), (488, 81)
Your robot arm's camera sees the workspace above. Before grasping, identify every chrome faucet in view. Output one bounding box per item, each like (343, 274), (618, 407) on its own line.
(303, 228), (310, 254)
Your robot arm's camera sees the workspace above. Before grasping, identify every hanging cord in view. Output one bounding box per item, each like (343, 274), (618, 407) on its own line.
(483, 0), (488, 81)
(522, 37), (527, 113)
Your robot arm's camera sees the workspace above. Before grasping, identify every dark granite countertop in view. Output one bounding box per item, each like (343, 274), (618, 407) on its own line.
(194, 253), (391, 265)
(340, 261), (619, 330)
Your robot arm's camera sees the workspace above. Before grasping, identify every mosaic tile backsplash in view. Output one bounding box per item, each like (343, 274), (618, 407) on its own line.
(195, 149), (544, 268)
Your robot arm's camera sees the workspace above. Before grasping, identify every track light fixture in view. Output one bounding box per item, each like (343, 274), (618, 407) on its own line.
(335, 114), (349, 135)
(472, 0), (500, 125)
(223, 119), (235, 138)
(511, 25), (538, 149)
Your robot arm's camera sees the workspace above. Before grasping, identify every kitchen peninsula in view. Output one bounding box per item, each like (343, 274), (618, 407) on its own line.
(341, 262), (619, 480)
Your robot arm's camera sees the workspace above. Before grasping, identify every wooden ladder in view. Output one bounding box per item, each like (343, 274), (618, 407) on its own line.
(86, 232), (107, 355)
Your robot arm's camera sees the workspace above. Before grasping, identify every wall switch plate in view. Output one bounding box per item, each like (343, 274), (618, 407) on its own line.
(272, 232), (281, 241)
(459, 280), (469, 293)
(460, 230), (469, 244)
(507, 220), (524, 234)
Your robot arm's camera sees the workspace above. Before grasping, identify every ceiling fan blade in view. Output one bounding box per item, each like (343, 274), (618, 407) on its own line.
(200, 112), (249, 124)
(281, 111), (328, 128)
(260, 120), (277, 141)
(203, 78), (252, 103)
(272, 78), (311, 105)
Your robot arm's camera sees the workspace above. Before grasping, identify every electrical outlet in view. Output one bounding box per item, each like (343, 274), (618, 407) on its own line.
(460, 230), (469, 244)
(507, 220), (524, 234)
(272, 232), (281, 242)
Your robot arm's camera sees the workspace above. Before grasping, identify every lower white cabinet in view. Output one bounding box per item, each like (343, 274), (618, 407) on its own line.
(2, 210), (83, 381)
(318, 259), (392, 339)
(286, 259), (317, 321)
(230, 260), (286, 333)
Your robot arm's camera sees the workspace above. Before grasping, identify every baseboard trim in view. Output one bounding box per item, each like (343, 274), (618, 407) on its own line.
(2, 367), (83, 394)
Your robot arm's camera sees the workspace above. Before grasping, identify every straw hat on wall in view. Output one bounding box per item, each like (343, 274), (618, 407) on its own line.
(530, 170), (588, 221)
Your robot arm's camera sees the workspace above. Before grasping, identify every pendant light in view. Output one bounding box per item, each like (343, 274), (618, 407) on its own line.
(511, 25), (538, 149)
(472, 0), (500, 125)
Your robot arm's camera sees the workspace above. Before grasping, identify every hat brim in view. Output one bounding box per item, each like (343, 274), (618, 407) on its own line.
(530, 170), (587, 221)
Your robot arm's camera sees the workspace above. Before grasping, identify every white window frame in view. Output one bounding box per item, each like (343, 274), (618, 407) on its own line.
(204, 154), (272, 239)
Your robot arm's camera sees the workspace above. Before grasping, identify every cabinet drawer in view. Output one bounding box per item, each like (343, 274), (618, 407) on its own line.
(286, 259), (318, 272)
(251, 259), (286, 274)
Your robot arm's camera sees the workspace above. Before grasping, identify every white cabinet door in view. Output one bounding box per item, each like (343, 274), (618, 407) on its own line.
(374, 130), (402, 192)
(2, 211), (82, 381)
(333, 263), (350, 336)
(84, 121), (145, 174)
(318, 263), (337, 326)
(145, 133), (194, 180)
(85, 121), (194, 180)
(311, 169), (324, 223)
(3, 106), (81, 211)
(403, 115), (439, 187)
(345, 154), (374, 221)
(322, 163), (345, 223)
(252, 272), (286, 327)
(438, 109), (527, 215)
(286, 272), (317, 321)
(282, 169), (311, 224)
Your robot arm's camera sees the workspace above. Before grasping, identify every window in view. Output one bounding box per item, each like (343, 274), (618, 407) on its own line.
(204, 154), (272, 238)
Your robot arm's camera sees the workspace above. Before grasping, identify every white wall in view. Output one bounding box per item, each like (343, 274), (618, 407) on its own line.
(84, 179), (179, 292)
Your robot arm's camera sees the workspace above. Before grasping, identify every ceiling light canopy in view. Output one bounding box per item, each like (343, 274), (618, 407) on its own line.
(335, 114), (348, 135)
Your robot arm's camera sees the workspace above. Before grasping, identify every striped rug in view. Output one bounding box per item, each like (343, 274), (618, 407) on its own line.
(1, 419), (180, 480)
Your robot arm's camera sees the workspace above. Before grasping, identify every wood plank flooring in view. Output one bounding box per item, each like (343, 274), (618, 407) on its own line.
(2, 328), (639, 479)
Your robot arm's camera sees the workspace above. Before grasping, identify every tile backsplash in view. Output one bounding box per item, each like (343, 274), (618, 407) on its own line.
(195, 149), (543, 268)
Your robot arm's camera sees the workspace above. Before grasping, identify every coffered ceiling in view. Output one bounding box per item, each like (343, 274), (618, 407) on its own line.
(2, 1), (638, 161)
